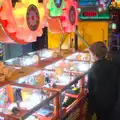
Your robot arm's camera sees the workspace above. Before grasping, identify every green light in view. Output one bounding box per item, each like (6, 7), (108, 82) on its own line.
(98, 8), (102, 12)
(112, 23), (116, 29)
(78, 8), (81, 12)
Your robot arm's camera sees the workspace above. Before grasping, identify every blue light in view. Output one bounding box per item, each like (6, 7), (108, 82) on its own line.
(80, 0), (97, 6)
(56, 0), (60, 4)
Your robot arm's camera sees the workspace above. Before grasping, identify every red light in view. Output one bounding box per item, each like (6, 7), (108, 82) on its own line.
(83, 12), (97, 17)
(0, 6), (2, 12)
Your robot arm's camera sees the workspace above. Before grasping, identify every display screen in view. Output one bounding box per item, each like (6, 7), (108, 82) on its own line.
(83, 11), (97, 17)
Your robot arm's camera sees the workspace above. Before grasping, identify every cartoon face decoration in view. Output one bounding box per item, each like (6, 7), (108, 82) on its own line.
(26, 4), (40, 31)
(54, 0), (62, 8)
(69, 6), (76, 25)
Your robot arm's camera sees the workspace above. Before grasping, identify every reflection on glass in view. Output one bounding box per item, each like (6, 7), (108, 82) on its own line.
(16, 70), (75, 88)
(66, 52), (90, 62)
(0, 84), (56, 119)
(5, 49), (54, 66)
(28, 49), (53, 59)
(45, 60), (91, 73)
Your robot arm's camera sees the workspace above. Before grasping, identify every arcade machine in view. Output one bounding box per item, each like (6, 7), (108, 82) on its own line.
(109, 0), (120, 51)
(48, 0), (111, 51)
(0, 60), (88, 120)
(11, 68), (87, 120)
(47, 0), (79, 50)
(78, 0), (111, 49)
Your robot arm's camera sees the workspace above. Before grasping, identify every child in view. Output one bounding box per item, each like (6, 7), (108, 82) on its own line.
(87, 41), (120, 120)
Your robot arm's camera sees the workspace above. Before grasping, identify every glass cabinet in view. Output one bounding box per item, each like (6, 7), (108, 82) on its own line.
(0, 84), (59, 120)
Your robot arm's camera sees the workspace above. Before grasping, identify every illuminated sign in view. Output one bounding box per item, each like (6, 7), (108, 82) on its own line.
(83, 12), (97, 17)
(79, 0), (111, 20)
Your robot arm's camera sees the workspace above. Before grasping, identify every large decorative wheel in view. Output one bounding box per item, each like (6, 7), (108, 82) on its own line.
(46, 0), (65, 17)
(26, 4), (40, 31)
(0, 0), (47, 44)
(60, 0), (78, 33)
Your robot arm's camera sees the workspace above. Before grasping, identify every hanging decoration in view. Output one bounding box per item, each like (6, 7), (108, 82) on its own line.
(60, 0), (78, 33)
(46, 0), (65, 17)
(0, 0), (47, 44)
